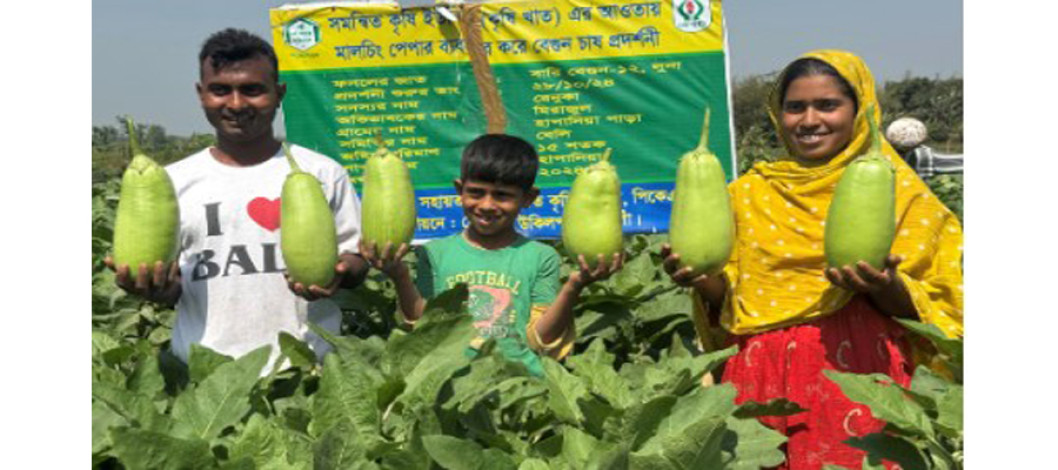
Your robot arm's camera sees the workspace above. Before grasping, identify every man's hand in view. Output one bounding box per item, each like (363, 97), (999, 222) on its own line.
(825, 254), (904, 294)
(286, 254), (357, 301)
(567, 252), (624, 291)
(105, 256), (182, 306)
(359, 240), (411, 280)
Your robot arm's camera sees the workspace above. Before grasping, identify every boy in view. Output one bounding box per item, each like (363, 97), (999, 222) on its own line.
(362, 134), (622, 376)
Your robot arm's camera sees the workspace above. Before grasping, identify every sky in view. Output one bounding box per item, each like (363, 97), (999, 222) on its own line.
(92, 0), (962, 136)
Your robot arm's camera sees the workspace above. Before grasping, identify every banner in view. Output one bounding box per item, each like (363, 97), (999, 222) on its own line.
(270, 0), (735, 239)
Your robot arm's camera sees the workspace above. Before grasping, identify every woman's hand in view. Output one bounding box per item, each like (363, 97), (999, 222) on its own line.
(825, 254), (904, 294)
(568, 252), (624, 291)
(660, 243), (714, 291)
(825, 254), (917, 319)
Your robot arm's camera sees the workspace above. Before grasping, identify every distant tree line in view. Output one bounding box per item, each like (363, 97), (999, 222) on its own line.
(92, 117), (216, 182)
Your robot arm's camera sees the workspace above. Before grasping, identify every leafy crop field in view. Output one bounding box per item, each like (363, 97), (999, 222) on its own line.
(92, 177), (963, 469)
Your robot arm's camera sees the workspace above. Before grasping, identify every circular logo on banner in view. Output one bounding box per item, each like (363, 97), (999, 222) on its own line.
(283, 18), (320, 51)
(673, 0), (711, 32)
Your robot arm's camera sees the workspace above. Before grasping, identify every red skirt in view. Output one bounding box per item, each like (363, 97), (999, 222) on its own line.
(721, 296), (913, 470)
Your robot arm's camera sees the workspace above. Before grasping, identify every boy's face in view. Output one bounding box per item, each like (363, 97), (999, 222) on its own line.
(455, 179), (538, 239)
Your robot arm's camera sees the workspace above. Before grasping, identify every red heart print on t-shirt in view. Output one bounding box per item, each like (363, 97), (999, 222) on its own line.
(247, 197), (281, 232)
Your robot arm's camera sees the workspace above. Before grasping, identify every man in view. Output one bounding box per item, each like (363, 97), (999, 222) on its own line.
(106, 28), (368, 368)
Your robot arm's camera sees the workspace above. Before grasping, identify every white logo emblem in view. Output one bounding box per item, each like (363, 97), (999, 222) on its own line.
(283, 18), (320, 51)
(673, 0), (711, 32)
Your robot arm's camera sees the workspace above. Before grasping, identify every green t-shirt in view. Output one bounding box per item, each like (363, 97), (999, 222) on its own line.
(416, 233), (561, 376)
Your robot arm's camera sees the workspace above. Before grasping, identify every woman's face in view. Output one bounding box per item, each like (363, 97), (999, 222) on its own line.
(780, 74), (857, 161)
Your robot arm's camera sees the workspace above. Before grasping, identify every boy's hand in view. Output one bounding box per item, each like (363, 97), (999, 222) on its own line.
(105, 256), (182, 305)
(660, 244), (715, 292)
(359, 240), (411, 279)
(825, 254), (904, 295)
(568, 252), (624, 290)
(285, 255), (356, 301)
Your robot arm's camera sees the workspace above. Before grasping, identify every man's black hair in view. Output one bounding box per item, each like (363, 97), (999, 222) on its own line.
(778, 57), (859, 114)
(199, 28), (279, 81)
(460, 134), (539, 191)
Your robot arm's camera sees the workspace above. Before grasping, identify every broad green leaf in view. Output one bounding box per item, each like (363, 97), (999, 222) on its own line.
(613, 249), (657, 296)
(844, 433), (928, 470)
(127, 349), (166, 398)
(92, 400), (126, 455)
(392, 314), (477, 407)
(732, 398), (808, 419)
(561, 426), (601, 468)
(519, 458), (551, 470)
(615, 395), (677, 451)
(278, 332), (317, 370)
(109, 426), (215, 470)
(421, 434), (517, 470)
(637, 384), (737, 455)
(314, 421), (368, 470)
(188, 343), (234, 383)
(170, 345), (271, 442)
(495, 376), (548, 411)
(636, 291), (692, 323)
(824, 370), (935, 439)
(575, 303), (632, 341)
(650, 345), (738, 396)
(936, 386), (963, 438)
(93, 380), (176, 435)
(905, 365), (951, 413)
(567, 339), (634, 409)
(445, 350), (509, 411)
(424, 283), (470, 316)
(722, 417), (787, 470)
(627, 452), (674, 470)
(894, 319), (963, 369)
(586, 443), (631, 470)
(91, 331), (122, 360)
(379, 420), (432, 470)
(229, 414), (307, 470)
(309, 353), (384, 454)
(382, 310), (474, 378)
(541, 357), (589, 424)
(662, 416), (726, 470)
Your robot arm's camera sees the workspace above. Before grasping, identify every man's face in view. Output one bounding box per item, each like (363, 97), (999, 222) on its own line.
(196, 55), (285, 144)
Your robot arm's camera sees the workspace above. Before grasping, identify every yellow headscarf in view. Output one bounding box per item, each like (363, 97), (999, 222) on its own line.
(692, 50), (963, 346)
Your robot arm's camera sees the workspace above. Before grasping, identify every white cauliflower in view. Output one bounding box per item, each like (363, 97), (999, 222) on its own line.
(885, 117), (928, 150)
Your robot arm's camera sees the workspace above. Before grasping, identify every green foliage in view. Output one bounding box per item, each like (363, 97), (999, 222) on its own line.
(825, 319), (964, 470)
(879, 76), (963, 151)
(93, 117), (215, 183)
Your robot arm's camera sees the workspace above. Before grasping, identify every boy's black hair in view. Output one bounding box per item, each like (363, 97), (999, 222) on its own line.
(779, 57), (859, 114)
(199, 28), (280, 82)
(460, 134), (539, 191)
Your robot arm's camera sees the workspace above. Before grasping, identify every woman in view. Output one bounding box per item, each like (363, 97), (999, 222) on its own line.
(663, 50), (963, 469)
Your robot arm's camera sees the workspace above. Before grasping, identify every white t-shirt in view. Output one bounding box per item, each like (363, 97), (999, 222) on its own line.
(164, 144), (361, 368)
